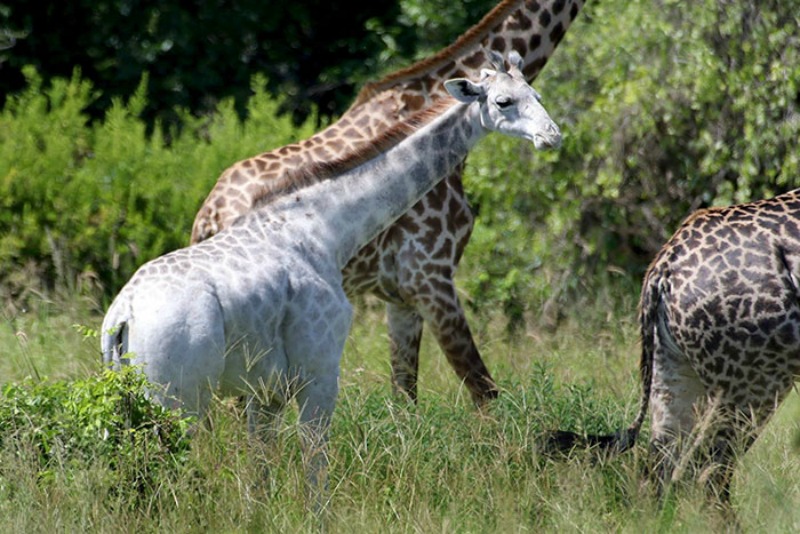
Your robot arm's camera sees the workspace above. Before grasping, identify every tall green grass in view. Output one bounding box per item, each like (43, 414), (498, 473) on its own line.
(2, 290), (799, 533)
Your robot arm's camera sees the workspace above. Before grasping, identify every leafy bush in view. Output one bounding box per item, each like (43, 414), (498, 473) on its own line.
(0, 366), (192, 493)
(0, 67), (315, 309)
(1, 1), (414, 125)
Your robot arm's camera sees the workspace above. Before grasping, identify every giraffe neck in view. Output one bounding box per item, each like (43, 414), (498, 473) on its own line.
(266, 100), (482, 270)
(351, 0), (583, 112)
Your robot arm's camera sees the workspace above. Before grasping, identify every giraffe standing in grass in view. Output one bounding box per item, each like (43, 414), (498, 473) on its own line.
(102, 52), (561, 502)
(191, 0), (584, 405)
(550, 188), (800, 509)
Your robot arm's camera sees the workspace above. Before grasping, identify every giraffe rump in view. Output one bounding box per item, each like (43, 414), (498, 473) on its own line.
(546, 188), (800, 510)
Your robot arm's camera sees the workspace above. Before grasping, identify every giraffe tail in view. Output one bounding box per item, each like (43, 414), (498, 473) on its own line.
(541, 265), (663, 458)
(100, 305), (130, 370)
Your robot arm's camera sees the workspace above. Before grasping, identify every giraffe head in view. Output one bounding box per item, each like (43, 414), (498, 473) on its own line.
(444, 49), (561, 150)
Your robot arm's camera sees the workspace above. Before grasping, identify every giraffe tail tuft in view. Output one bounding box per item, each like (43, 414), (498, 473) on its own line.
(540, 427), (641, 458)
(540, 261), (664, 460)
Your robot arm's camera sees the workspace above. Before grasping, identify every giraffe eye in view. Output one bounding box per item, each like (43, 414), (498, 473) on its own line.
(495, 96), (513, 109)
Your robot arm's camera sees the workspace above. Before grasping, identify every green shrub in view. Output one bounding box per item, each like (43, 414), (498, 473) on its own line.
(0, 366), (192, 494)
(0, 67), (315, 307)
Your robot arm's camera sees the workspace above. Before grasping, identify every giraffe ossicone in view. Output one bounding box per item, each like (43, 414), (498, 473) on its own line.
(190, 0), (584, 406)
(101, 55), (560, 505)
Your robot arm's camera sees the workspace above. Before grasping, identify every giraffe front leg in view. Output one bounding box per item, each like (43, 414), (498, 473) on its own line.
(283, 290), (351, 513)
(294, 374), (338, 514)
(386, 302), (423, 403)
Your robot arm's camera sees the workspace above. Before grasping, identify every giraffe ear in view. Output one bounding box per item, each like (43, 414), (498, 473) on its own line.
(479, 68), (496, 80)
(444, 78), (484, 103)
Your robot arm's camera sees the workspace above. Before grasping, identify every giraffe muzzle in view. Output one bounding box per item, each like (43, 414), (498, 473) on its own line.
(533, 123), (562, 150)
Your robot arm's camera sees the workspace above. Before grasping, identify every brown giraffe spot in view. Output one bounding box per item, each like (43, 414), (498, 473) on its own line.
(228, 169), (247, 184)
(570, 2), (580, 19)
(506, 10), (526, 31)
(400, 218), (420, 235)
(421, 219), (444, 245)
(491, 36), (507, 53)
(512, 37), (528, 56)
(522, 57), (547, 80)
(528, 33), (542, 51)
(355, 114), (371, 128)
(312, 146), (334, 160)
(422, 77), (437, 95)
(403, 93), (426, 111)
(436, 64), (454, 79)
(433, 238), (454, 261)
(550, 22), (565, 44)
(425, 187), (446, 212)
(405, 79), (423, 93)
(553, 0), (566, 15)
(517, 9), (533, 30)
(463, 50), (484, 69)
(539, 9), (551, 27)
(285, 155), (304, 167)
(342, 128), (360, 139)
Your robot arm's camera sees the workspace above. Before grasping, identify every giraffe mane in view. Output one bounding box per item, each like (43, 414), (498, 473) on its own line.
(252, 97), (457, 208)
(350, 0), (524, 108)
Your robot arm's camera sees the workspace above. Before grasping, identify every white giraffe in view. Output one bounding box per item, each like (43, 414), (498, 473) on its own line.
(100, 50), (561, 504)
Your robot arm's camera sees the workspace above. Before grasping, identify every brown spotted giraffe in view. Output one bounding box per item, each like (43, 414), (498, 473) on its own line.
(550, 188), (800, 507)
(191, 0), (584, 405)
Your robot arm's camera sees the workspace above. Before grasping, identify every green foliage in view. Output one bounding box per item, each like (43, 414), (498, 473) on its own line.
(0, 366), (192, 494)
(0, 68), (315, 306)
(0, 1), (413, 124)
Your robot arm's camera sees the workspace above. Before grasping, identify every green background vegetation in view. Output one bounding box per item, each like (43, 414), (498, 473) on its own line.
(2, 0), (798, 322)
(1, 0), (799, 530)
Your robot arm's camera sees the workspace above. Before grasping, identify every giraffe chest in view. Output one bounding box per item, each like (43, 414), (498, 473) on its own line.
(340, 173), (474, 302)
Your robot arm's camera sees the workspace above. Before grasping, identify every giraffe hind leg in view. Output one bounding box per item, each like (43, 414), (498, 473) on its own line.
(387, 302), (423, 403)
(405, 274), (498, 406)
(647, 332), (706, 499)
